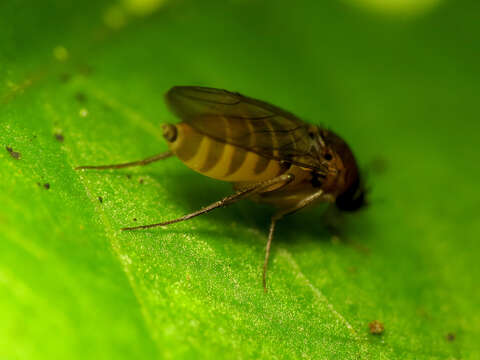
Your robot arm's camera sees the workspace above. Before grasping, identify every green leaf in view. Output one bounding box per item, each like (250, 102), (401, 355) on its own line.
(1, 0), (479, 359)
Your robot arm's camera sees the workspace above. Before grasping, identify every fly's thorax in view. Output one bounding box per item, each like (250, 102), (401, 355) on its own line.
(163, 122), (285, 183)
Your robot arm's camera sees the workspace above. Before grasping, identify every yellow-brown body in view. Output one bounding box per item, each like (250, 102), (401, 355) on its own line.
(161, 86), (365, 213)
(163, 119), (362, 212)
(166, 123), (284, 183)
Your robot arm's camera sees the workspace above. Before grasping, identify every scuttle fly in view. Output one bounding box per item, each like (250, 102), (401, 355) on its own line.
(77, 86), (366, 291)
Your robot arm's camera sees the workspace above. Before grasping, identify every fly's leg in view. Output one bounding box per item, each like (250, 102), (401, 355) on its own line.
(121, 173), (295, 231)
(263, 218), (279, 292)
(75, 151), (173, 170)
(263, 189), (332, 292)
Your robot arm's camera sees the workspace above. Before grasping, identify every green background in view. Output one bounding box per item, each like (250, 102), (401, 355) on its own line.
(1, 0), (479, 358)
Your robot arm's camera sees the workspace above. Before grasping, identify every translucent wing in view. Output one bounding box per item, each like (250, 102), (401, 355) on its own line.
(165, 86), (324, 171)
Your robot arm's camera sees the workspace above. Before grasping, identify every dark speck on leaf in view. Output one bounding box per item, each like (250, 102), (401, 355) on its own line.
(6, 146), (21, 159)
(139, 178), (144, 184)
(98, 196), (103, 203)
(43, 183), (50, 190)
(368, 320), (384, 335)
(54, 133), (64, 142)
(126, 174), (132, 179)
(133, 218), (137, 222)
(75, 92), (87, 103)
(78, 64), (93, 76)
(347, 266), (357, 274)
(60, 73), (71, 83)
(446, 333), (456, 342)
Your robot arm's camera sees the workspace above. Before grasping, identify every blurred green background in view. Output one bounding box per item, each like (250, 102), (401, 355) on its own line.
(1, 0), (479, 359)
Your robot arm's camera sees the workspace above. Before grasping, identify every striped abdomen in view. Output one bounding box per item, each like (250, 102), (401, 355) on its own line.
(162, 122), (284, 182)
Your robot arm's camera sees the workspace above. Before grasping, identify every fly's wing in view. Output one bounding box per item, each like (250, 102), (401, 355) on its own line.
(165, 86), (324, 171)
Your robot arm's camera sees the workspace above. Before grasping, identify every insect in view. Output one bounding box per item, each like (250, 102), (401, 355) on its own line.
(77, 86), (366, 291)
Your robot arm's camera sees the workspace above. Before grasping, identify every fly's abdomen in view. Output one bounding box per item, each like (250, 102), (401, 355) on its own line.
(163, 123), (283, 182)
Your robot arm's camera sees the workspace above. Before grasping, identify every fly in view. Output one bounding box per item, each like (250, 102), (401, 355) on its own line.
(76, 86), (367, 291)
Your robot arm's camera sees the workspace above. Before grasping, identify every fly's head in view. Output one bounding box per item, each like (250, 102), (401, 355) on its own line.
(310, 127), (367, 211)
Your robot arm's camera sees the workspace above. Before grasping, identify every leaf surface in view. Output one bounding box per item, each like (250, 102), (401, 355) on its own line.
(1, 0), (479, 359)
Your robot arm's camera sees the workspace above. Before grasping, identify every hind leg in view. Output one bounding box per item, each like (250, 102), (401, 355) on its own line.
(122, 173), (295, 231)
(75, 151), (173, 170)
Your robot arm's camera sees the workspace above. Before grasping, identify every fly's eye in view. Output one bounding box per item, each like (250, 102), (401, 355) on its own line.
(324, 153), (333, 161)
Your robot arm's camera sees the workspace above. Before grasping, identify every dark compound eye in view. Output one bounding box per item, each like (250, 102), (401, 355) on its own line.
(324, 153), (333, 161)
